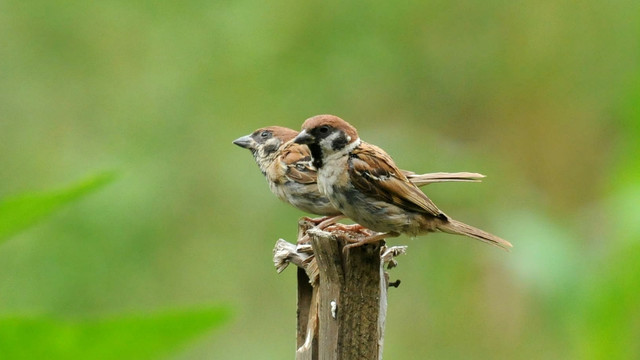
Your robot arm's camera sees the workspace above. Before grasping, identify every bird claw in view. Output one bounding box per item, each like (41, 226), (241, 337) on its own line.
(342, 241), (363, 253)
(302, 215), (342, 226)
(302, 216), (331, 225)
(343, 239), (375, 254)
(341, 231), (400, 254)
(315, 215), (346, 230)
(331, 223), (365, 232)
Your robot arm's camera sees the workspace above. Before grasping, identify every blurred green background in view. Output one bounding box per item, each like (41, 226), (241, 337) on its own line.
(1, 0), (639, 358)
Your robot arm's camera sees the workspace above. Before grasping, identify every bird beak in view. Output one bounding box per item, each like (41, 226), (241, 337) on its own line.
(232, 134), (254, 149)
(293, 130), (314, 145)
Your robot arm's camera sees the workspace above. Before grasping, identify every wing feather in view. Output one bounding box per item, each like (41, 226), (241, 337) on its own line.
(349, 143), (444, 217)
(280, 141), (317, 184)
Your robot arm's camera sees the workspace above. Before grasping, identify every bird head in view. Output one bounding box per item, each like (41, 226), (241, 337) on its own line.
(233, 126), (299, 165)
(294, 115), (360, 168)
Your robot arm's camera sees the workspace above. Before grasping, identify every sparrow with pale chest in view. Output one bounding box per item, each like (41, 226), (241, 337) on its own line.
(293, 115), (512, 251)
(233, 126), (339, 223)
(233, 126), (486, 229)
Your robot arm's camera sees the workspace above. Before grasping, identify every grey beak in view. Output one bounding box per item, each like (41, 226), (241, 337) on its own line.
(293, 130), (314, 145)
(232, 134), (254, 149)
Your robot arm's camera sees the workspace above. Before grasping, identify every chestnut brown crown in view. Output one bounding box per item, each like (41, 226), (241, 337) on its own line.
(300, 115), (359, 144)
(255, 126), (299, 143)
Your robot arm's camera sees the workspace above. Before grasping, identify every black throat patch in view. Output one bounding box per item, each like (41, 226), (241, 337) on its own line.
(308, 143), (324, 169)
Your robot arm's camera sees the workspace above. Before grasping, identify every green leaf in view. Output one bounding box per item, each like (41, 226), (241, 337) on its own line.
(0, 306), (231, 360)
(0, 171), (118, 244)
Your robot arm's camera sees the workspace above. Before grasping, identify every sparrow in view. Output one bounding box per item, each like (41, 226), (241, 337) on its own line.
(233, 126), (339, 219)
(233, 126), (486, 228)
(293, 115), (512, 251)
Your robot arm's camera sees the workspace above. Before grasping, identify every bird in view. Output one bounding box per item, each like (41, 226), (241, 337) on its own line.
(292, 115), (512, 251)
(233, 126), (487, 230)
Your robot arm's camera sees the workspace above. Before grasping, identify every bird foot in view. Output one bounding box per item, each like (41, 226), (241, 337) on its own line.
(298, 215), (348, 244)
(342, 232), (400, 254)
(331, 223), (365, 232)
(315, 215), (346, 230)
(302, 215), (345, 229)
(302, 216), (328, 225)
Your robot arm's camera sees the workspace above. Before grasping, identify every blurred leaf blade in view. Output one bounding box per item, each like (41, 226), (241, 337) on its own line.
(0, 306), (231, 360)
(0, 171), (118, 243)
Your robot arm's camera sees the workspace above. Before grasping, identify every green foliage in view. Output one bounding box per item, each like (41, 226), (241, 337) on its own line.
(0, 307), (230, 360)
(0, 173), (230, 359)
(0, 172), (118, 244)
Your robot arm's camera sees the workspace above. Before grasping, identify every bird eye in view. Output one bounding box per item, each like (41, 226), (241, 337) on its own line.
(260, 131), (269, 138)
(319, 126), (329, 134)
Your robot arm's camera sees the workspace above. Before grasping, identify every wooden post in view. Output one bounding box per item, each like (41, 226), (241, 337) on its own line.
(273, 220), (406, 360)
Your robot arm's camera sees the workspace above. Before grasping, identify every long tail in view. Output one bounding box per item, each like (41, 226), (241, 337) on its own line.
(406, 172), (486, 186)
(438, 218), (512, 250)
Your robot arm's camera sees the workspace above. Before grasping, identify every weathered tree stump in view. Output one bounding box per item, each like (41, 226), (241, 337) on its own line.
(273, 219), (406, 360)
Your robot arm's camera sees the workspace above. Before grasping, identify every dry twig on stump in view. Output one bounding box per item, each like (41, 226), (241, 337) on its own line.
(273, 219), (406, 360)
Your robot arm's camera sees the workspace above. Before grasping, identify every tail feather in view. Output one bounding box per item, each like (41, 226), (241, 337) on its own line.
(438, 218), (512, 250)
(407, 172), (486, 187)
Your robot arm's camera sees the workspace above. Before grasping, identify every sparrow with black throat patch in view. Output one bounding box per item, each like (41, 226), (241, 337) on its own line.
(233, 126), (486, 230)
(293, 115), (512, 251)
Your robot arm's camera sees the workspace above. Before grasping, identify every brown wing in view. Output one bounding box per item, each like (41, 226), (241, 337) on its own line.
(349, 143), (444, 217)
(280, 141), (317, 184)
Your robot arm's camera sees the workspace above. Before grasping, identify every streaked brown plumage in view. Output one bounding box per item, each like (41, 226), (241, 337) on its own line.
(293, 115), (512, 251)
(233, 126), (486, 221)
